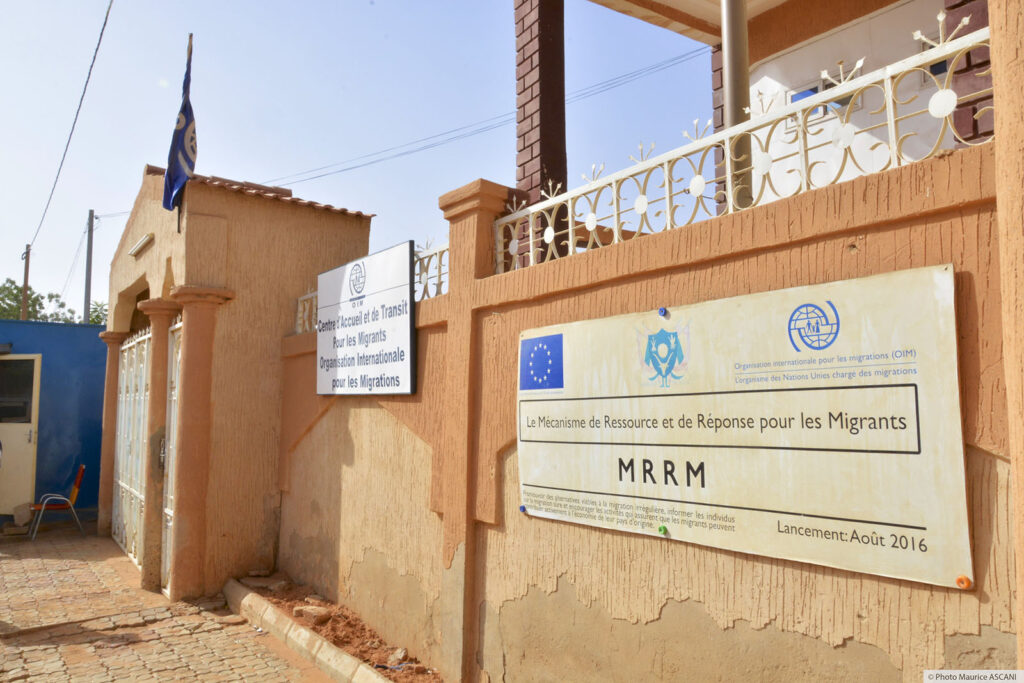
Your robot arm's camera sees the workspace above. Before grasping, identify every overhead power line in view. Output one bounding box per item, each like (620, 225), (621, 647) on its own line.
(99, 44), (711, 216)
(59, 223), (90, 301)
(264, 45), (709, 188)
(260, 109), (519, 186)
(28, 0), (113, 248)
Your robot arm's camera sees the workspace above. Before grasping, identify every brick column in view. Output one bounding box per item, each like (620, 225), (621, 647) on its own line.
(945, 0), (993, 144)
(514, 0), (568, 267)
(97, 331), (128, 537)
(515, 0), (566, 203)
(137, 299), (181, 591)
(988, 0), (1024, 666)
(711, 44), (726, 208)
(166, 286), (234, 600)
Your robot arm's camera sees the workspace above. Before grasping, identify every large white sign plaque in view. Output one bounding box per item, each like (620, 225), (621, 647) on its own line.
(317, 241), (416, 395)
(517, 265), (972, 588)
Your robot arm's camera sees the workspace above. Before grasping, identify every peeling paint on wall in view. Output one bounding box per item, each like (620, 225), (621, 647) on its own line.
(478, 445), (1013, 679)
(279, 402), (445, 665)
(279, 146), (1014, 681)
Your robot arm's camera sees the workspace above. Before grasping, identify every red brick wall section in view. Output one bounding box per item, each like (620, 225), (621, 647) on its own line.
(711, 45), (725, 207)
(515, 0), (567, 203)
(514, 0), (569, 269)
(711, 45), (724, 132)
(946, 0), (993, 144)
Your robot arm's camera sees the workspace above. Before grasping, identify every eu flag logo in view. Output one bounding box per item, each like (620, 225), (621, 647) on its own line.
(519, 334), (564, 390)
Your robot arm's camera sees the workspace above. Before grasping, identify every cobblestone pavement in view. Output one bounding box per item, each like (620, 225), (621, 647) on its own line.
(0, 529), (165, 633)
(0, 526), (329, 681)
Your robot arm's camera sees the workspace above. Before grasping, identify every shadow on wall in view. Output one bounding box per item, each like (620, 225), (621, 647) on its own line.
(279, 398), (349, 599)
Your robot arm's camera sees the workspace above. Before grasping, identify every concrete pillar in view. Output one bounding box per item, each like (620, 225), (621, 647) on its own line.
(721, 0), (752, 208)
(437, 179), (511, 682)
(97, 331), (128, 536)
(988, 0), (1024, 666)
(166, 285), (233, 600)
(136, 299), (181, 591)
(720, 0), (750, 128)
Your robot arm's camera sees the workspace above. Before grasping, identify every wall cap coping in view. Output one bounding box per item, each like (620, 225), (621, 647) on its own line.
(170, 285), (236, 306)
(282, 332), (316, 359)
(137, 298), (183, 317)
(438, 179), (512, 221)
(98, 331), (129, 345)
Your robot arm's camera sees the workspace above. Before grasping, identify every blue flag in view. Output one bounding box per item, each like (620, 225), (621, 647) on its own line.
(162, 34), (197, 211)
(519, 334), (564, 390)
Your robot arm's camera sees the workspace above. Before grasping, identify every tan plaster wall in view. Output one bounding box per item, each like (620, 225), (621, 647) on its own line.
(180, 182), (371, 594)
(586, 0), (902, 63)
(471, 146), (1013, 681)
(478, 576), (903, 682)
(749, 0), (898, 64)
(106, 171), (185, 331)
(106, 167), (371, 596)
(280, 144), (1015, 680)
(278, 400), (445, 667)
(478, 445), (1013, 681)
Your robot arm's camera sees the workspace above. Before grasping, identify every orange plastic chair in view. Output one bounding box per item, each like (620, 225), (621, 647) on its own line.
(29, 464), (86, 540)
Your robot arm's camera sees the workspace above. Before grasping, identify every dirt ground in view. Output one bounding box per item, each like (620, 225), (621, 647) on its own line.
(251, 579), (443, 683)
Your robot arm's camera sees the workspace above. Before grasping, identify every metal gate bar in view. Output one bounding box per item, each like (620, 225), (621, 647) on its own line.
(112, 327), (151, 566)
(161, 316), (182, 589)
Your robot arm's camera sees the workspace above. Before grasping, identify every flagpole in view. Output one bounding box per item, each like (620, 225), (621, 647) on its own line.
(178, 33), (191, 232)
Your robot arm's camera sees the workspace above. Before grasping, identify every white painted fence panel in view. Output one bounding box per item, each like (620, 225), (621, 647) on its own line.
(161, 317), (182, 590)
(112, 328), (151, 566)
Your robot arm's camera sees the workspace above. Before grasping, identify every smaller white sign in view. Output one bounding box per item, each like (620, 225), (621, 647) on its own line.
(317, 241), (416, 395)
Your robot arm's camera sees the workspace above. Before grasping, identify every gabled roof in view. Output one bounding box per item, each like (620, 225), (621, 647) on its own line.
(144, 165), (373, 218)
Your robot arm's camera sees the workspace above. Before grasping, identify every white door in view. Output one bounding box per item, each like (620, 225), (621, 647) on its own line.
(161, 316), (182, 591)
(112, 329), (151, 566)
(0, 355), (41, 514)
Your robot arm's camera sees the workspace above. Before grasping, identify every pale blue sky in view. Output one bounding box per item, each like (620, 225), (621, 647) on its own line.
(1, 0), (710, 315)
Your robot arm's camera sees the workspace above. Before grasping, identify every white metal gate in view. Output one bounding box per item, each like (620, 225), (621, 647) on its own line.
(161, 316), (182, 590)
(112, 327), (151, 566)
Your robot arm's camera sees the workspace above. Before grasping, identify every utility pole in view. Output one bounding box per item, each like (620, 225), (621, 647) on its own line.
(19, 244), (30, 320)
(83, 209), (94, 322)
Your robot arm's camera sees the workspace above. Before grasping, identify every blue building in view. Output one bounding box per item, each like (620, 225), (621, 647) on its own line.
(0, 320), (104, 518)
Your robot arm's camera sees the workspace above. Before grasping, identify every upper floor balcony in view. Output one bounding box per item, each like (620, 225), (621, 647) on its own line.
(295, 8), (993, 329)
(495, 18), (992, 274)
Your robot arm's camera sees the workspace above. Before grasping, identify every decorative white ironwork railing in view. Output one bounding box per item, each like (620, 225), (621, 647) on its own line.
(293, 242), (450, 334)
(414, 243), (449, 300)
(295, 291), (317, 335)
(494, 22), (991, 273)
(162, 315), (182, 590)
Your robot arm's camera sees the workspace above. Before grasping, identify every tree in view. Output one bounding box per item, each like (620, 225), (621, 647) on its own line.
(89, 301), (108, 325)
(0, 278), (78, 323)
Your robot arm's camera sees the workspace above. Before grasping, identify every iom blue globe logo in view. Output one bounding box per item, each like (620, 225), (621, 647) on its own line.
(788, 301), (840, 352)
